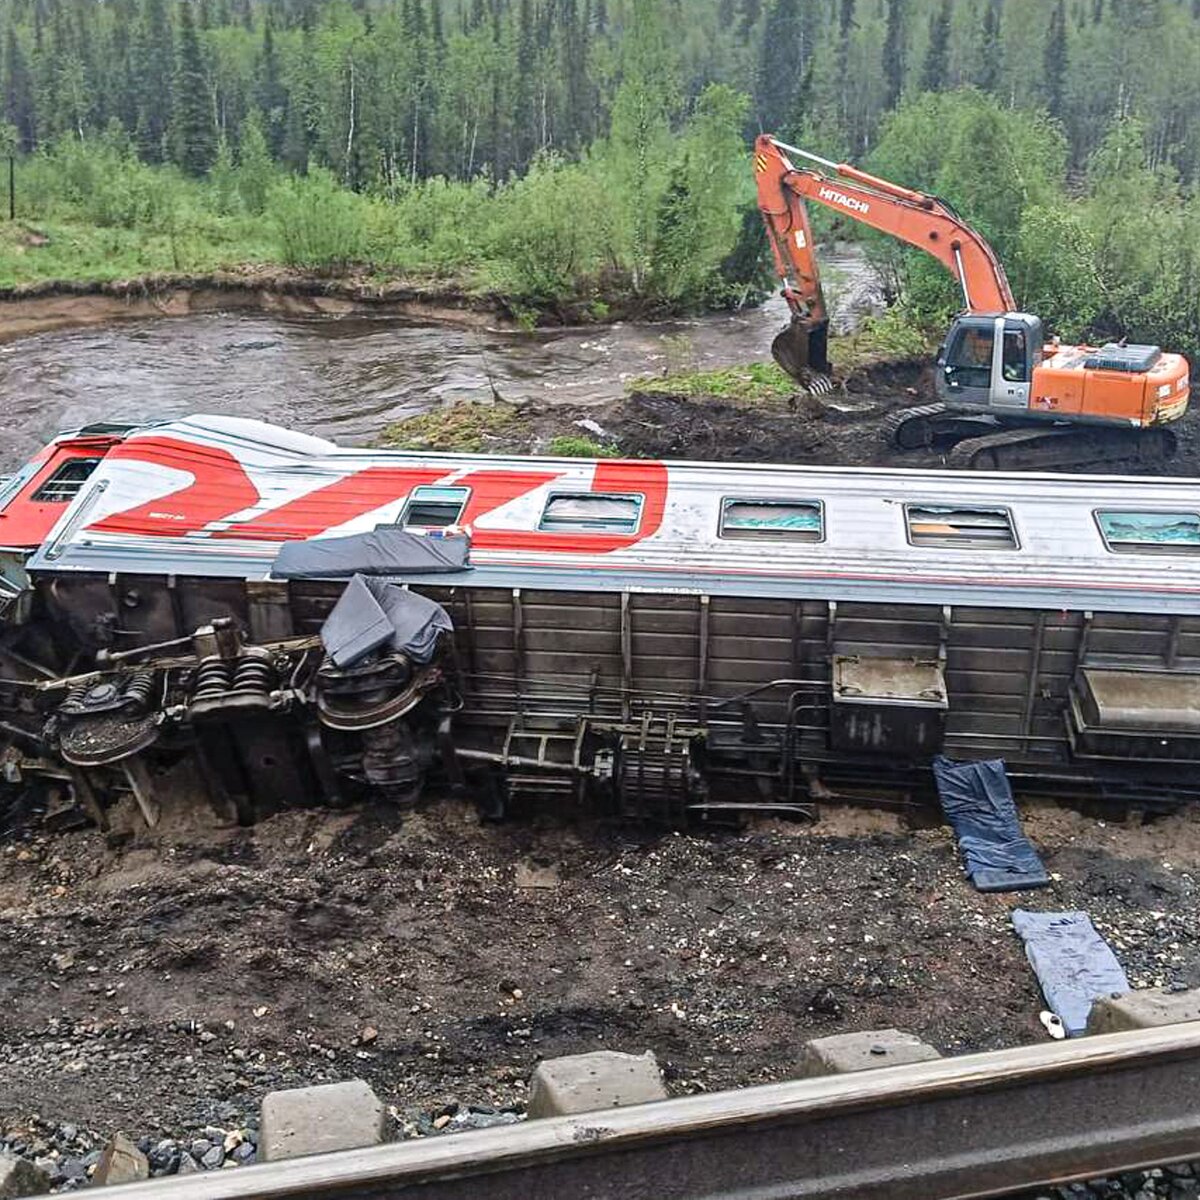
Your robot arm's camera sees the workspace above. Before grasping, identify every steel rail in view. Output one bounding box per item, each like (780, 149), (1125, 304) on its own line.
(97, 1024), (1200, 1200)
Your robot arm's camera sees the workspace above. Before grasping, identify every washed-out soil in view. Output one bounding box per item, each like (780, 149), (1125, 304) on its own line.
(446, 356), (1200, 478)
(0, 264), (692, 342)
(0, 797), (1198, 1156)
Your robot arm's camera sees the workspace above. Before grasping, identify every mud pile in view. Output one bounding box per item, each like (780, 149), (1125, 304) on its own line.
(397, 356), (1200, 477)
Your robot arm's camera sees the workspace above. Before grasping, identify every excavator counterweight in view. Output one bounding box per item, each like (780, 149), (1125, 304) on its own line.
(752, 135), (1190, 470)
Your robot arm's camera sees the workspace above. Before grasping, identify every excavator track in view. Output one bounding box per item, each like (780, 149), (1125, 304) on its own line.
(884, 403), (1180, 470)
(881, 403), (1003, 451)
(946, 424), (1178, 471)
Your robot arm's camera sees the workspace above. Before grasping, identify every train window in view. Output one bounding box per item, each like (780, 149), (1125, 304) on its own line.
(719, 499), (823, 542)
(31, 458), (102, 502)
(540, 493), (642, 534)
(906, 504), (1017, 549)
(1096, 510), (1200, 554)
(402, 486), (470, 528)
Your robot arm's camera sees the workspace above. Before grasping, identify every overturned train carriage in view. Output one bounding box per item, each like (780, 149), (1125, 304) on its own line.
(2, 413), (1200, 831)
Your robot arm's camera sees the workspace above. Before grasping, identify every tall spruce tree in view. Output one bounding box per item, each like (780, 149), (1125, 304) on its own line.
(430, 0), (444, 55)
(920, 0), (950, 93)
(737, 0), (761, 40)
(4, 26), (35, 150)
(882, 0), (906, 109)
(561, 0), (588, 148)
(134, 0), (173, 162)
(257, 10), (286, 155)
(513, 0), (535, 166)
(757, 0), (809, 130)
(1044, 0), (1067, 119)
(976, 0), (1002, 94)
(173, 0), (216, 174)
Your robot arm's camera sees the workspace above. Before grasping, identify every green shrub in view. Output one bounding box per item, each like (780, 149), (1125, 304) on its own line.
(267, 167), (369, 268)
(482, 154), (614, 303)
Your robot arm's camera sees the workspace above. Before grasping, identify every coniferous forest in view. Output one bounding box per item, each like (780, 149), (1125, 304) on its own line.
(1, 0), (1200, 354)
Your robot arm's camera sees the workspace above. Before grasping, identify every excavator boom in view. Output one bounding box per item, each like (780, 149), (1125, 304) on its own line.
(754, 134), (1015, 378)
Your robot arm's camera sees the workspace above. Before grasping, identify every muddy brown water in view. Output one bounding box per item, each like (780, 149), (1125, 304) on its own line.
(0, 246), (884, 471)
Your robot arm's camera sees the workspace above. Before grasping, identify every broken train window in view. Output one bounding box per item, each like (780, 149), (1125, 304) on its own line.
(719, 498), (823, 542)
(31, 458), (102, 503)
(1096, 510), (1200, 554)
(402, 486), (470, 528)
(906, 505), (1018, 549)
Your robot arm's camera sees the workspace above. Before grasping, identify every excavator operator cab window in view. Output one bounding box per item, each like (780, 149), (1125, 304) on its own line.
(944, 323), (994, 391)
(1002, 329), (1028, 382)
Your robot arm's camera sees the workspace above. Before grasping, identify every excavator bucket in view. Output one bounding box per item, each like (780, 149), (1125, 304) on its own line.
(771, 317), (832, 384)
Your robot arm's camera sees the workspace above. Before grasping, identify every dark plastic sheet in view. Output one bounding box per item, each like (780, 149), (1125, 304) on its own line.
(932, 756), (1049, 893)
(320, 574), (452, 668)
(1011, 909), (1130, 1037)
(273, 529), (469, 579)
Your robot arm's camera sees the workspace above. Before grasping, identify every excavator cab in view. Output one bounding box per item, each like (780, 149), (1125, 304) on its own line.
(936, 313), (1043, 415)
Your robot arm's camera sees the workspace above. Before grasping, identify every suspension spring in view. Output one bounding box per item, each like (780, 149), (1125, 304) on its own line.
(193, 657), (232, 703)
(232, 651), (274, 697)
(123, 670), (156, 711)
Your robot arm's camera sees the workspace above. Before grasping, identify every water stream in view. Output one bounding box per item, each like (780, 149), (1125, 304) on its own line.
(0, 245), (883, 470)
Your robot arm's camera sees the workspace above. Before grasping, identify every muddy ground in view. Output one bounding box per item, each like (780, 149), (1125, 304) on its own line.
(408, 356), (1200, 478)
(1, 798), (1198, 1157)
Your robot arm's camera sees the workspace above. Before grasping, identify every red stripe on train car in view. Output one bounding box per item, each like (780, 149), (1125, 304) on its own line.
(88, 437), (260, 538)
(211, 467), (449, 541)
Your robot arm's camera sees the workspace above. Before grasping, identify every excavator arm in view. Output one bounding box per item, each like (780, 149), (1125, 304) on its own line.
(753, 134), (1016, 379)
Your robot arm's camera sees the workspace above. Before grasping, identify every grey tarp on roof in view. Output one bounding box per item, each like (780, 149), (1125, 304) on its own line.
(1011, 909), (1130, 1037)
(321, 574), (452, 668)
(273, 529), (469, 580)
(932, 756), (1049, 893)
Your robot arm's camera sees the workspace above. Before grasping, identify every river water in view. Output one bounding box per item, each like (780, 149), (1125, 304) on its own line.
(0, 246), (883, 470)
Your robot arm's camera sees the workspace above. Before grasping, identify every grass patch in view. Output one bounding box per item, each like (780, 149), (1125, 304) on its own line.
(0, 218), (278, 288)
(378, 402), (523, 453)
(547, 435), (619, 458)
(629, 360), (795, 403)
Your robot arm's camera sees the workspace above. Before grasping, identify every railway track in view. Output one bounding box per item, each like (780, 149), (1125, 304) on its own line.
(95, 1024), (1200, 1200)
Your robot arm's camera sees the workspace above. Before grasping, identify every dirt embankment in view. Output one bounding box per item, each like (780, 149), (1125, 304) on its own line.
(0, 800), (1197, 1159)
(0, 268), (519, 341)
(0, 266), (706, 342)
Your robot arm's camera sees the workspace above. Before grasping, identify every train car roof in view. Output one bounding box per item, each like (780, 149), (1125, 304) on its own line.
(19, 414), (1200, 615)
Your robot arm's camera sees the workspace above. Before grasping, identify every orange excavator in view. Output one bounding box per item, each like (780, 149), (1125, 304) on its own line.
(753, 135), (1191, 469)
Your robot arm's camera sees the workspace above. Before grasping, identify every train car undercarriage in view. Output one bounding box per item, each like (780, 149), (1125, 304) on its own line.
(4, 569), (1200, 836)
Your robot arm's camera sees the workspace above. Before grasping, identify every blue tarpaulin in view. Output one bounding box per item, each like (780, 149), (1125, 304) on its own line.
(1011, 910), (1130, 1037)
(932, 756), (1050, 893)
